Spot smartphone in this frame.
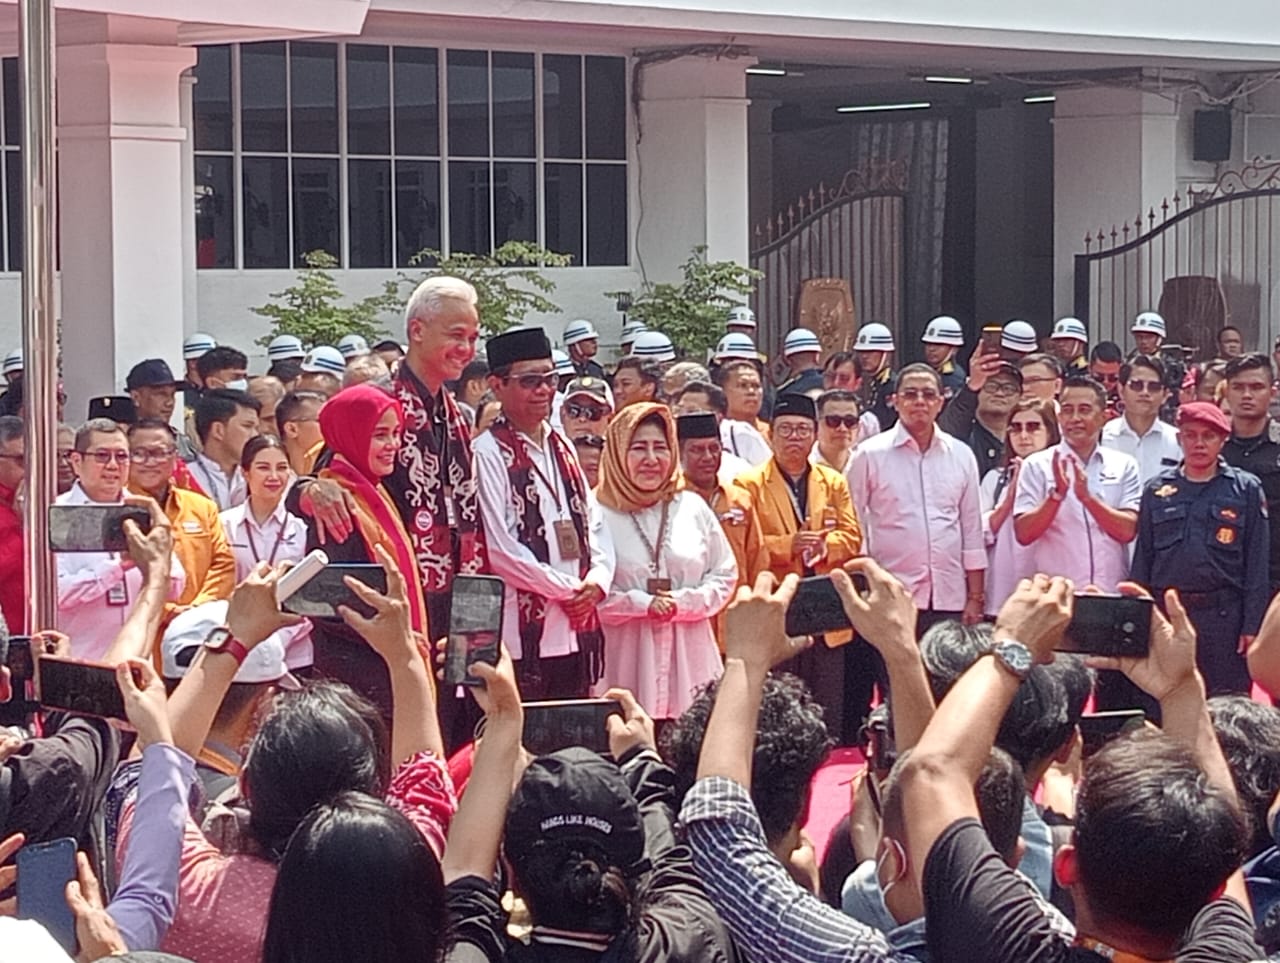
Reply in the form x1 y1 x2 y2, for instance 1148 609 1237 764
1079 709 1146 757
1059 593 1152 657
16 837 77 953
48 504 151 553
981 325 1004 354
784 574 869 638
0 635 32 683
443 575 505 686
281 563 388 619
522 698 623 757
36 657 129 721
275 549 329 604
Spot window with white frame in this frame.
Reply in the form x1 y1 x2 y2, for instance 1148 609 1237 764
192 42 628 270
0 59 22 274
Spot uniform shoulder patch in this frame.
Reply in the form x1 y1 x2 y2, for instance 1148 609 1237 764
1154 484 1178 498
1216 527 1236 545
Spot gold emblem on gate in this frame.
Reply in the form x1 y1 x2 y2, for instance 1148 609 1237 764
1216 527 1236 545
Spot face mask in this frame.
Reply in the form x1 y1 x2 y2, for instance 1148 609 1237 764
225 379 249 392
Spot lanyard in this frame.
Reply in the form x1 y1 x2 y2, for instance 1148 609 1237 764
782 469 808 525
630 500 671 576
245 513 287 565
524 436 566 516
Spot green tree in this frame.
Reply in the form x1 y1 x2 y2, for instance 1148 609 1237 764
607 246 762 358
252 251 400 350
400 241 572 335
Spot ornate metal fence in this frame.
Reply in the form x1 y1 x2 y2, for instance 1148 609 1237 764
750 162 909 357
1073 158 1280 358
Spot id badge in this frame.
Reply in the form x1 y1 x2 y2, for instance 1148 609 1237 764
106 580 128 607
443 486 458 528
647 577 673 594
553 520 581 560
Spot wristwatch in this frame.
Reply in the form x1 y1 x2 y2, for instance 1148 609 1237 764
1049 489 1066 502
203 626 250 666
986 639 1033 680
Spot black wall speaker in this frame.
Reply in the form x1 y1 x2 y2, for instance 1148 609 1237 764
1194 110 1232 162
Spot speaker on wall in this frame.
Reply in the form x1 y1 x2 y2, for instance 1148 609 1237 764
1194 110 1232 162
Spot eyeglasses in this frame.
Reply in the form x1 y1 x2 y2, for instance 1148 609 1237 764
775 423 815 439
1008 421 1045 434
897 388 941 402
129 446 176 465
981 382 1020 397
506 372 559 391
82 449 130 465
822 414 860 429
565 402 610 421
1124 379 1163 394
572 434 605 450
57 448 73 462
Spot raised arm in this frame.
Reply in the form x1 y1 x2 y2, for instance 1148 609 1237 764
101 501 175 664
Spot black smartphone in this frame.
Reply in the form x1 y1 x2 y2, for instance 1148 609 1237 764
48 504 151 553
0 635 32 682
1059 594 1153 657
784 574 868 638
1079 709 1146 757
36 657 129 721
281 563 388 619
522 698 623 757
16 836 78 953
443 575 504 686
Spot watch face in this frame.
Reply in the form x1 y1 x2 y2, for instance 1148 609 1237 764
996 640 1033 675
204 627 233 651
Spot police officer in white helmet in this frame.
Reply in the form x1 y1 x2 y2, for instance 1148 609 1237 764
853 322 897 430
1131 311 1166 358
1050 317 1090 373
921 316 967 400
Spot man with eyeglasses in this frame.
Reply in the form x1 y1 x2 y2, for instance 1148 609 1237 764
1088 341 1125 418
473 327 614 699
56 418 185 659
127 419 235 619
714 359 772 467
671 381 754 485
850 363 986 632
558 376 614 443
0 415 25 633
1101 355 1181 485
1014 376 1141 592
1017 353 1064 404
737 392 863 738
276 390 326 476
810 389 862 484
939 350 1024 478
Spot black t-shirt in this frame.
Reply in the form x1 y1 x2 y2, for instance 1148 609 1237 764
922 818 1261 963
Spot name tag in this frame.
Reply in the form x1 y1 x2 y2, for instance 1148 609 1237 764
182 520 202 534
647 578 673 594
553 520 581 561
106 580 128 606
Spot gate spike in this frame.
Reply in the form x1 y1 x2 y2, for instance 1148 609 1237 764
1161 197 1169 219
1134 216 1142 234
798 196 807 218
1084 233 1093 252
788 204 796 230
1148 208 1156 229
1122 223 1131 241
818 182 827 205
808 188 816 210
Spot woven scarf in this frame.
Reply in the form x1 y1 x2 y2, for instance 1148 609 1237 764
487 414 604 684
385 363 487 596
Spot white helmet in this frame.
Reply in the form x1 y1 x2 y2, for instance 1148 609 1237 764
552 348 575 378
726 305 757 330
562 319 599 347
182 333 217 361
921 315 964 347
1132 311 1167 337
2 348 22 376
630 330 676 363
714 332 760 362
620 319 648 345
854 323 895 352
337 334 371 360
1001 320 1038 354
1051 317 1088 344
783 327 822 358
267 334 306 362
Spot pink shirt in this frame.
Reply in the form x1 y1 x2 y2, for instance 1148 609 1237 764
116 750 456 963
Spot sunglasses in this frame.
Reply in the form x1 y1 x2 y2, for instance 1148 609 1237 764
506 372 559 391
898 388 941 402
130 446 177 464
565 402 610 420
1123 379 1163 394
82 449 131 465
573 434 605 450
1008 421 1045 434
822 414 860 429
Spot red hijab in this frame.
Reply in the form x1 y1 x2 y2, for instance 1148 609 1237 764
318 383 428 634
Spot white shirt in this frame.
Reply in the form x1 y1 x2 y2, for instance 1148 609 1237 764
55 483 186 661
1013 441 1142 591
186 451 247 511
848 423 986 612
473 425 615 661
594 491 737 719
717 450 753 488
720 419 772 467
1101 415 1182 485
811 443 856 488
980 467 1033 617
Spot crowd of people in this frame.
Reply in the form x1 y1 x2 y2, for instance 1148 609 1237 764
2 283 1280 961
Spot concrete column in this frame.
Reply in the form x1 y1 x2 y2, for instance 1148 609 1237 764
179 71 198 338
57 41 196 416
1052 87 1179 330
635 56 751 282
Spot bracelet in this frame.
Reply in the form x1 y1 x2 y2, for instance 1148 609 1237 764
967 593 985 603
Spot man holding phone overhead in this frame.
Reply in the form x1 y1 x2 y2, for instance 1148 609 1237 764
55 419 185 660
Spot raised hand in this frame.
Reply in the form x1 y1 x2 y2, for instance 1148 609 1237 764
723 571 806 673
339 543 416 663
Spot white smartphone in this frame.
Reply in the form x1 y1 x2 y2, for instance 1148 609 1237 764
274 549 329 604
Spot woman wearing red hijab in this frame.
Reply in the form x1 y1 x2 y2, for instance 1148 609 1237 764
307 383 429 715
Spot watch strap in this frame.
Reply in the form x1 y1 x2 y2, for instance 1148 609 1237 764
219 637 251 666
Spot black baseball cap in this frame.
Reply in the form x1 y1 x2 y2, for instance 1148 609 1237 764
126 358 183 391
504 748 649 877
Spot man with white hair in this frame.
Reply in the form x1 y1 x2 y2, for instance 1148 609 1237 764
296 276 487 745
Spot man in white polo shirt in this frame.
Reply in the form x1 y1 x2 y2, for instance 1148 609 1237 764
1014 375 1142 589
1100 354 1181 485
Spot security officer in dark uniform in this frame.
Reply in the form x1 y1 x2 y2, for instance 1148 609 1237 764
1222 353 1280 594
852 322 897 431
1050 317 1090 374
1126 401 1270 703
921 315 967 401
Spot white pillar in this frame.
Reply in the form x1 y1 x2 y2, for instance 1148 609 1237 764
57 42 196 418
635 57 751 281
1053 88 1179 327
179 71 198 338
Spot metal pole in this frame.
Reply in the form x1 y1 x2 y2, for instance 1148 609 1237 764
21 0 57 633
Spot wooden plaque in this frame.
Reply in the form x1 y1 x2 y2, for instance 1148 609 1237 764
798 278 857 353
